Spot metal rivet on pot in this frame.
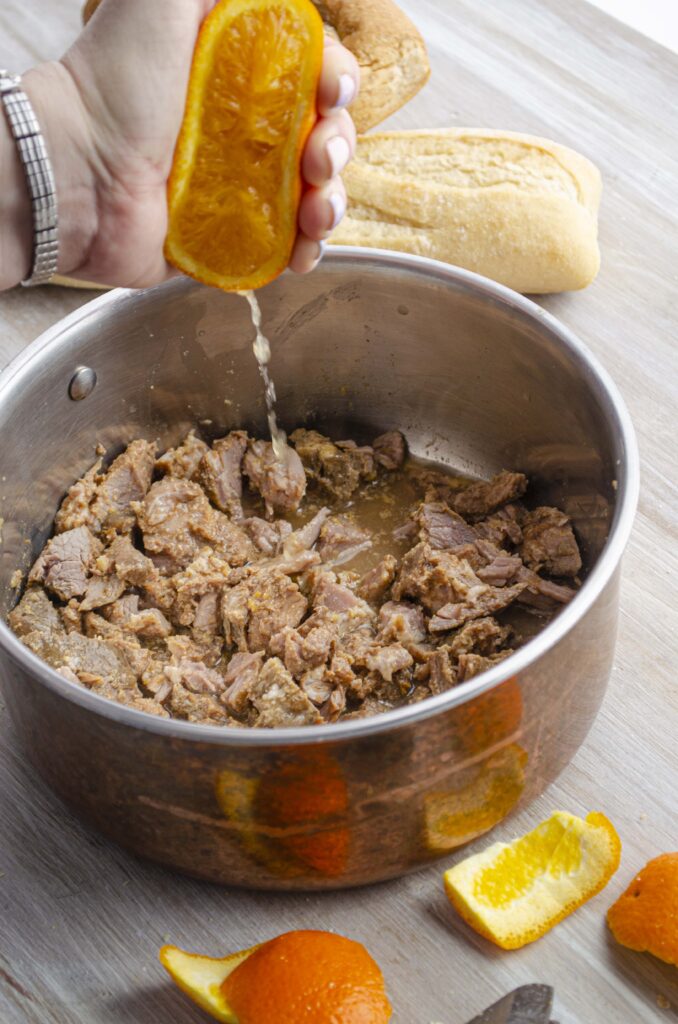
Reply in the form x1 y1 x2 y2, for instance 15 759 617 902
68 366 97 401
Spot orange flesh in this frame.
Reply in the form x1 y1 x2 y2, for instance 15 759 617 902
607 852 678 966
165 0 324 291
222 930 392 1024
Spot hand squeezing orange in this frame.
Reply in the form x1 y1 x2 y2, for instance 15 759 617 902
160 929 392 1023
164 0 324 291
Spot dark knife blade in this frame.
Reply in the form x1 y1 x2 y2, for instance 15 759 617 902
465 985 554 1024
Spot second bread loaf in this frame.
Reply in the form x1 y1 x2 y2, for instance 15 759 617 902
330 129 602 294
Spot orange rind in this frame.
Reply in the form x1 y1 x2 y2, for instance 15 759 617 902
607 852 678 966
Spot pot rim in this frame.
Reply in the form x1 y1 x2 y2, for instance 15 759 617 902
0 248 639 746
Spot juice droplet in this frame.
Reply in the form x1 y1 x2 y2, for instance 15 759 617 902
240 290 288 460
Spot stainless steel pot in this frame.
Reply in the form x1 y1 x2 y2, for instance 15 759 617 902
0 250 638 889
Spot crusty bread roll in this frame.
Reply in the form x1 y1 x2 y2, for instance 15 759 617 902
81 0 430 133
330 129 602 293
313 0 430 131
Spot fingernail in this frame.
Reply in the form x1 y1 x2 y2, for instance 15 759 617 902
326 135 350 177
328 192 346 231
312 241 327 268
334 73 356 109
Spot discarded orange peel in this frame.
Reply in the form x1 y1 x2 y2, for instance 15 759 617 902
160 929 392 1023
443 810 621 949
607 852 678 966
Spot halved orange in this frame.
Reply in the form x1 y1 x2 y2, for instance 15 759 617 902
443 810 621 949
165 0 324 291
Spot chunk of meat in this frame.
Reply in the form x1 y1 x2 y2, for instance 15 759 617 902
222 568 307 653
156 431 209 481
243 440 306 515
167 683 232 724
198 430 248 517
29 526 102 601
428 579 526 633
125 608 173 639
166 633 223 667
309 573 376 640
101 535 174 610
299 668 333 706
373 430 406 471
271 624 333 679
164 659 225 695
290 428 375 500
317 515 372 566
243 516 292 556
377 601 426 645
79 573 126 611
8 588 63 638
416 502 477 550
222 651 264 715
356 555 397 603
519 507 582 577
476 552 523 586
22 628 138 690
457 650 513 682
445 617 511 658
136 478 254 573
365 643 413 682
103 593 140 626
393 542 472 612
89 440 157 537
249 657 322 727
266 508 329 574
517 568 578 611
54 457 102 533
171 550 232 631
428 649 457 694
475 505 524 547
449 471 528 520
88 677 170 717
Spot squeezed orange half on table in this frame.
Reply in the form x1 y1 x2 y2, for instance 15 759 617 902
160 929 392 1023
164 0 324 291
443 810 621 949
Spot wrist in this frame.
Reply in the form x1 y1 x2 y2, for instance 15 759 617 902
0 62 99 289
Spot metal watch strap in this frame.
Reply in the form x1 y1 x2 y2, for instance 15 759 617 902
0 70 58 287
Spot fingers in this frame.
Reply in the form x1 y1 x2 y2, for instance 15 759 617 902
302 108 356 188
289 236 325 275
298 176 347 241
317 35 360 116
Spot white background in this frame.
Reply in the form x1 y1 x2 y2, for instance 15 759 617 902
588 0 678 53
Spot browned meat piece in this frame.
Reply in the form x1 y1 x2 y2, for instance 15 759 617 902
299 668 333 706
271 624 333 679
428 579 526 633
79 573 126 611
60 599 83 633
250 657 322 727
102 593 140 626
449 471 528 520
22 628 138 690
171 550 232 631
54 457 102 533
8 588 62 638
136 478 254 573
517 568 578 611
475 505 523 547
125 608 173 639
393 542 469 612
243 440 306 515
373 430 406 471
165 633 222 667
156 431 209 481
317 515 372 566
428 649 457 694
88 440 157 537
445 617 511 658
326 651 356 689
88 677 170 717
164 659 225 695
222 568 307 653
457 650 513 682
325 683 347 721
392 520 418 543
243 516 292 556
167 683 231 724
306 573 376 642
356 555 397 603
377 601 426 645
365 643 413 682
290 428 375 500
476 552 523 586
265 508 329 574
198 430 248 517
101 535 174 611
416 502 477 550
29 526 102 601
222 651 264 715
519 507 582 577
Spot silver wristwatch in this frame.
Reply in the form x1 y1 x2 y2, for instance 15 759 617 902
0 70 58 287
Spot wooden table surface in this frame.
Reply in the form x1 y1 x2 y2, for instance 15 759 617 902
1 1 677 1022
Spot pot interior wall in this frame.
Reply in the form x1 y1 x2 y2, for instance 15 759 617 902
0 254 621 612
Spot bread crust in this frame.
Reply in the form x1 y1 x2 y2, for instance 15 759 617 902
331 128 602 293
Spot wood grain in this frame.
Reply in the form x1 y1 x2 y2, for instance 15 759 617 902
0 1 677 1022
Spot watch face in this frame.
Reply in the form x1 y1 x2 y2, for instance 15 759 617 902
0 71 21 93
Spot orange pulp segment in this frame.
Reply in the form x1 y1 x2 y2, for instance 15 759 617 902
443 810 621 949
165 0 324 291
607 852 678 966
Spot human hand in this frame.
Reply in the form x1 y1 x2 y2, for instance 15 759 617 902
16 0 359 288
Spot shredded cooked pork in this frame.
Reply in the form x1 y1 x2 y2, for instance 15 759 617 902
9 427 581 727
